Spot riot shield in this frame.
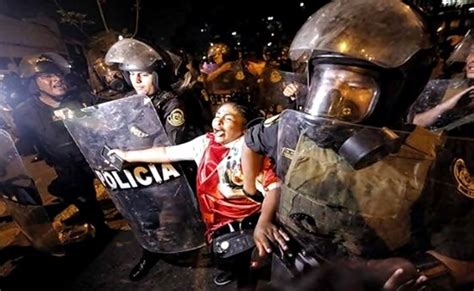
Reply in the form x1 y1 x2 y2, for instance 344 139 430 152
446 29 473 65
276 109 474 262
63 95 205 253
410 79 474 130
0 130 63 254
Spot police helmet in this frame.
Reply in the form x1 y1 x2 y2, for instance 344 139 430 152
19 53 71 79
105 38 175 90
290 0 436 127
207 43 233 63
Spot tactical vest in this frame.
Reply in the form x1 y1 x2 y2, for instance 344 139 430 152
279 126 444 258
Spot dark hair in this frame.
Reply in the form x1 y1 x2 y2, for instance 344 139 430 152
225 101 264 129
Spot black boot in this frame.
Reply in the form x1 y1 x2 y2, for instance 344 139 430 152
129 249 160 281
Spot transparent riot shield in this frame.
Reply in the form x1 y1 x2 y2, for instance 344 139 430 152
0 130 63 254
410 79 474 130
276 109 474 263
63 95 205 253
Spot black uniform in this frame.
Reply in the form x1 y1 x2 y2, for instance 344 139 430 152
13 92 106 229
127 90 188 144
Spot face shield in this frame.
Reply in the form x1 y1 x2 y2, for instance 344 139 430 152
304 64 379 122
446 29 474 66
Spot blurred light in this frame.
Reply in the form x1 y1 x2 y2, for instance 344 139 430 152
470 7 474 12
210 42 214 46
237 42 241 45
271 33 275 37
267 42 272 46
267 16 274 21
118 35 124 40
300 2 305 7
201 28 205 32
338 41 348 53
231 31 237 36
436 26 444 32
202 56 206 60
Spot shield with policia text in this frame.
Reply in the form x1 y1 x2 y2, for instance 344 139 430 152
63 95 205 253
0 130 63 254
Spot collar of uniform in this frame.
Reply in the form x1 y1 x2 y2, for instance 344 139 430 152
34 95 65 111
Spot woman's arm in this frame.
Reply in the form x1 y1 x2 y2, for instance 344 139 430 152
109 137 200 164
413 85 474 127
110 147 171 164
253 188 289 257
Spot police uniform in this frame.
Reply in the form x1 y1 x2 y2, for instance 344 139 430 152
246 111 474 286
135 90 188 145
13 91 106 230
204 61 250 111
247 65 289 114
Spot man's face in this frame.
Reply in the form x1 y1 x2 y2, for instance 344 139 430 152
35 73 67 99
129 71 156 96
466 52 474 79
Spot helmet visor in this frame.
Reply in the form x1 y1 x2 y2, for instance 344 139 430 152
304 64 379 122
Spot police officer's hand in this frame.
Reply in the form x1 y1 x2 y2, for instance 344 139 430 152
253 220 289 257
366 258 427 290
53 108 75 120
283 83 299 99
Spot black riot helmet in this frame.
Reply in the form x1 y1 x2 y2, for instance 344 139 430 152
105 38 175 91
19 53 71 96
19 53 70 79
290 0 437 127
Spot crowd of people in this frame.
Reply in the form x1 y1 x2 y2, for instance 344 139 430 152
0 0 474 290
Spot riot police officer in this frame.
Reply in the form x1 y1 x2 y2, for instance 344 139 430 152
13 53 110 238
105 38 192 281
243 0 474 289
203 43 250 111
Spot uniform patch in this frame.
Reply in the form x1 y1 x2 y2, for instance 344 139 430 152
235 70 245 81
453 158 474 199
270 70 282 83
167 109 185 127
264 114 280 127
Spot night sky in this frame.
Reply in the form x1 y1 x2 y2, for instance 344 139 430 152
0 0 329 56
